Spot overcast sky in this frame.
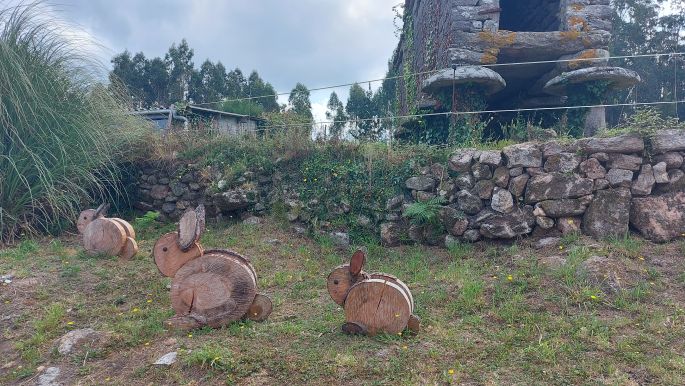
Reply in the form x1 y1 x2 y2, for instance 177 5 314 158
46 0 402 120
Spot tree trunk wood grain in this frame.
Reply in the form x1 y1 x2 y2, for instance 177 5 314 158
343 279 412 336
203 249 257 286
177 205 205 252
76 209 97 234
369 273 414 313
170 251 257 328
153 232 203 277
246 293 272 321
83 218 126 256
110 218 136 239
118 237 139 260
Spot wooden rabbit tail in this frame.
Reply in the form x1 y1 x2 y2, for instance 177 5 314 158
407 314 421 334
246 293 273 321
341 321 367 335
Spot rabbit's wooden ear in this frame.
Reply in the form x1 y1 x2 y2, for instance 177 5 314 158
349 250 365 276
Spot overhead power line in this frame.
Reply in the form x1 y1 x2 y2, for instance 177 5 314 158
250 100 685 133
191 52 685 107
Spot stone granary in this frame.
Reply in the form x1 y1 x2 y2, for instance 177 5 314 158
392 0 641 135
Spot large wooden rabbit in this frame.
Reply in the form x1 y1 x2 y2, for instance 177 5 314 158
77 203 138 260
327 250 420 336
153 205 272 330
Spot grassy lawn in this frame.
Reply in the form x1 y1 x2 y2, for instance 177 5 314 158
2 217 685 385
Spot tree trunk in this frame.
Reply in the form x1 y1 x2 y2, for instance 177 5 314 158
110 218 136 239
83 218 126 256
343 279 412 336
169 251 257 328
118 237 139 260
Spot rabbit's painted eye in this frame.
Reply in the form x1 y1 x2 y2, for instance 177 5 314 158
334 279 339 285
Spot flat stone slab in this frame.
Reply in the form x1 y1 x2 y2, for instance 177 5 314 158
579 133 644 154
543 66 641 96
422 66 506 95
154 351 178 366
649 129 685 154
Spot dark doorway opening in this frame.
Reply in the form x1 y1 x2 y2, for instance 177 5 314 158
499 0 561 32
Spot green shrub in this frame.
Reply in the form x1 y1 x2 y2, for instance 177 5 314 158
0 3 149 242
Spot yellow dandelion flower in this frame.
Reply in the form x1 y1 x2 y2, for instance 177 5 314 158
105 377 111 382
187 334 193 338
144 342 149 346
638 256 645 261
568 219 574 225
590 295 597 300
448 369 455 375
67 321 74 325
402 345 408 350
214 356 220 361
559 245 564 250
132 308 140 313
397 332 402 336
507 275 513 281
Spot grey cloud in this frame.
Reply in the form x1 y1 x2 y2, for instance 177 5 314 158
49 0 400 98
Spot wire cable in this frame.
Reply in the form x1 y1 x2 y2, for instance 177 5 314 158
191 52 685 107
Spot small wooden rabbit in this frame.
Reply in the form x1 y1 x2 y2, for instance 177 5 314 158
153 205 272 330
327 250 420 336
77 203 138 260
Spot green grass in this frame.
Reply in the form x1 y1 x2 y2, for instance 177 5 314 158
0 3 149 243
1 219 684 385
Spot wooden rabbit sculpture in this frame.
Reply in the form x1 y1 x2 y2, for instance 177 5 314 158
327 250 420 336
153 205 272 330
77 203 138 260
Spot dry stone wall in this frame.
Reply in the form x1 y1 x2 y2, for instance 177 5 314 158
381 130 685 246
134 130 685 247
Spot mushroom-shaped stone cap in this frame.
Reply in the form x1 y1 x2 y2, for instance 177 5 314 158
543 66 641 96
422 66 506 95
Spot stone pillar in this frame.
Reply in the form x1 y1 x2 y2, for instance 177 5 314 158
584 106 606 136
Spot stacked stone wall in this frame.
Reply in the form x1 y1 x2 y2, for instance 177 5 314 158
381 130 685 245
134 130 685 246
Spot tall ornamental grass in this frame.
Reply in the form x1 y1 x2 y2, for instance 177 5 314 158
0 2 149 243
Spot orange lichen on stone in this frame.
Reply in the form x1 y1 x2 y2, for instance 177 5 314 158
560 30 581 41
478 31 516 48
480 48 500 64
567 16 590 32
569 49 600 69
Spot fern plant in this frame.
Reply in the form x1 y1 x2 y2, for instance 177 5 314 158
403 196 446 226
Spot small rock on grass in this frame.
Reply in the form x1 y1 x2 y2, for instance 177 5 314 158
57 328 109 355
38 367 60 386
535 237 561 249
154 351 178 366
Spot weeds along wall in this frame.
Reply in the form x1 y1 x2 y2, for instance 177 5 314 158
133 126 685 246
